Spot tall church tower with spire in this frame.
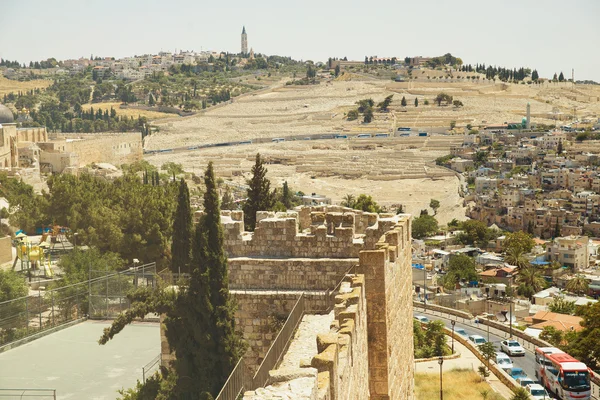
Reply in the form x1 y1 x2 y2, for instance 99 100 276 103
241 26 248 55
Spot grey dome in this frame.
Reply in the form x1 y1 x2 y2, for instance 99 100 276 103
0 104 14 124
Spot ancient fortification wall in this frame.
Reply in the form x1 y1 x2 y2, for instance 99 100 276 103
360 217 414 399
222 207 400 259
65 132 142 167
243 274 369 400
161 207 415 399
229 257 356 290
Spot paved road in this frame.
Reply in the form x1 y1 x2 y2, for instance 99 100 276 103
143 129 451 156
413 307 538 383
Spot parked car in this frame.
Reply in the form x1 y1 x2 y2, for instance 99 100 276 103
507 367 527 380
468 334 487 345
495 352 513 371
414 315 429 324
455 328 468 338
516 377 535 387
500 339 526 356
526 383 549 400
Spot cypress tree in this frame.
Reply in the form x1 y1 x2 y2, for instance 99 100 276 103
192 161 244 394
414 97 419 107
171 179 193 274
243 153 274 231
281 181 292 209
557 139 563 155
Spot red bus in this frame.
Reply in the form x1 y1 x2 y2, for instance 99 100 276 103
535 347 591 400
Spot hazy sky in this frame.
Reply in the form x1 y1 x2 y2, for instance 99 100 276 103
1 0 599 81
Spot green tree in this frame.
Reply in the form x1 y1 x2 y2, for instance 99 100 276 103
352 194 381 213
281 181 292 209
363 106 374 123
221 188 235 210
505 247 530 271
347 109 359 121
100 162 244 398
510 387 530 400
478 341 496 373
435 92 453 106
548 296 576 315
355 98 374 113
412 214 439 239
566 274 589 296
557 139 563 154
442 254 478 289
478 365 490 382
456 219 495 248
515 266 546 300
377 94 394 111
341 194 355 208
539 326 564 347
171 179 193 274
243 154 274 231
414 97 419 107
334 64 340 77
503 231 535 255
452 100 463 108
0 268 28 302
553 73 558 82
400 96 407 107
558 72 565 82
429 199 440 215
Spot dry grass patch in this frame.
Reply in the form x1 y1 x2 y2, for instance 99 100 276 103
82 102 173 120
0 76 52 97
415 369 504 400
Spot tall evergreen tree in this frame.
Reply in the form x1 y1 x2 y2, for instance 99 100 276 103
557 139 563 155
171 179 193 274
559 71 565 82
195 162 245 393
281 181 292 209
414 97 419 107
243 153 274 231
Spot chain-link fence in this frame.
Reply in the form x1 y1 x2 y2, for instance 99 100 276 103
89 263 156 319
0 263 157 347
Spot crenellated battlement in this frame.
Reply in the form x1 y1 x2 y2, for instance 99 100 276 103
220 206 406 259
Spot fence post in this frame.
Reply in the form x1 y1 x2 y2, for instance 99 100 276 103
25 296 29 334
38 288 42 331
51 290 55 327
106 265 109 318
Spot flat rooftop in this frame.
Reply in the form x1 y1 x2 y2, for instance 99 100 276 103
0 321 160 400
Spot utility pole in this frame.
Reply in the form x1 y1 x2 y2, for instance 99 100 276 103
423 266 427 311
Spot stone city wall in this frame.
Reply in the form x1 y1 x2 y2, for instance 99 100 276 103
243 274 369 400
16 127 47 143
233 290 330 372
222 208 401 259
228 257 357 290
65 132 142 167
359 215 414 400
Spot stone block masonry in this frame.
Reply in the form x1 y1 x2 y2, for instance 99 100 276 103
229 257 357 291
360 216 414 400
242 274 369 400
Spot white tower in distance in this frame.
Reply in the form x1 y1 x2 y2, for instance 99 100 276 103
241 26 248 55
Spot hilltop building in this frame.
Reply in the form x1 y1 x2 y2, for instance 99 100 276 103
241 26 248 55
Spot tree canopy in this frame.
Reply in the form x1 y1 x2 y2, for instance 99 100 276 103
243 153 274 231
412 214 439 239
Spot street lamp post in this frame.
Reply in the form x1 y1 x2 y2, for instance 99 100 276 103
508 274 513 338
438 356 444 400
423 266 427 311
450 320 455 354
73 232 78 250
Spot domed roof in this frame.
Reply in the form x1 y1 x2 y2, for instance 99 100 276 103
0 104 15 124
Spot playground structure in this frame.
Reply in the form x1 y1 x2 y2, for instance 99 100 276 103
12 225 72 278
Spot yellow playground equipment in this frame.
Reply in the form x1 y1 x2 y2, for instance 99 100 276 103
14 236 51 277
